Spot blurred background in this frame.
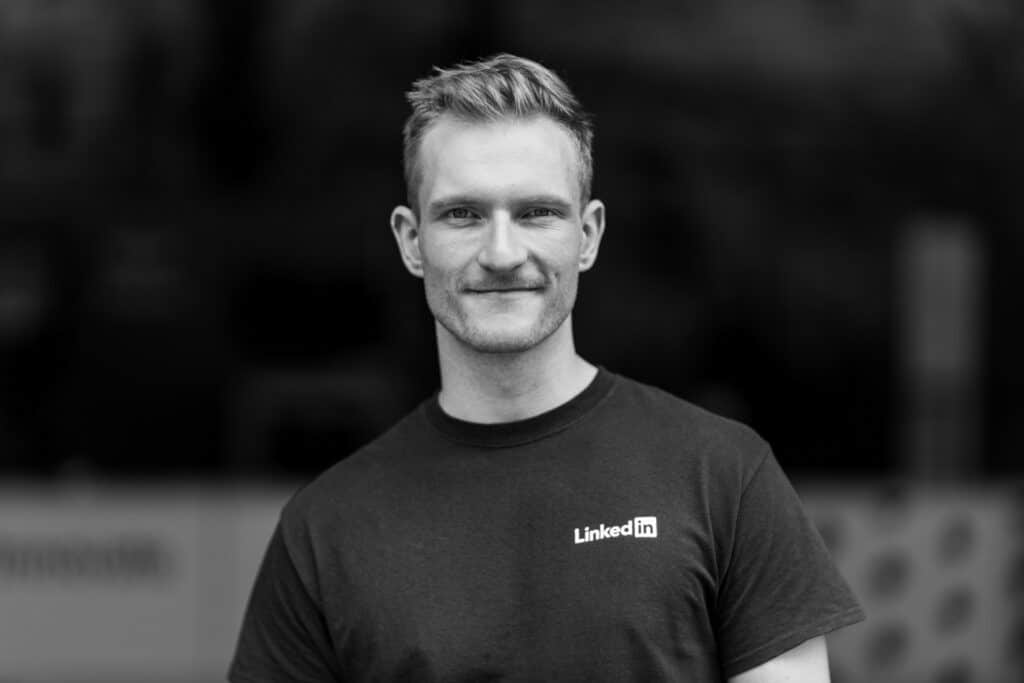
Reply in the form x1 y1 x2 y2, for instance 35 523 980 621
0 0 1021 681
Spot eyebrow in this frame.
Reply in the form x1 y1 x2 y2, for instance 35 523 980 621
426 195 483 214
426 194 575 215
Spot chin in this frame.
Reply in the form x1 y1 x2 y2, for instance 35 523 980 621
433 303 571 354
459 327 546 354
446 313 566 353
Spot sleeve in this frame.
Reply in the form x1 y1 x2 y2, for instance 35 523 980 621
228 522 345 682
715 447 866 678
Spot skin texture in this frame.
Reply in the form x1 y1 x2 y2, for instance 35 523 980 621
396 114 599 352
728 636 830 683
391 114 605 423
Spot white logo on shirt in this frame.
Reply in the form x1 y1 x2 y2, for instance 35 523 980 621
573 516 658 544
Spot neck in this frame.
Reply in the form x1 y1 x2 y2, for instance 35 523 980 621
435 316 597 423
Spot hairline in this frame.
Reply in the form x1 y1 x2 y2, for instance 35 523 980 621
406 112 590 216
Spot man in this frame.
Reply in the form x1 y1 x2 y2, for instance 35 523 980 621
229 54 864 682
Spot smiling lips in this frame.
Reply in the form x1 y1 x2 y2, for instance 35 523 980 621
467 288 543 295
465 283 544 294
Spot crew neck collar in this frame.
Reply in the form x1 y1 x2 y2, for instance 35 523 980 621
423 366 616 448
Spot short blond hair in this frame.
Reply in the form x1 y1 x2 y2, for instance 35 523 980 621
402 53 594 211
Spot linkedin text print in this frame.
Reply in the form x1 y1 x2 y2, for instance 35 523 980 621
573 516 658 544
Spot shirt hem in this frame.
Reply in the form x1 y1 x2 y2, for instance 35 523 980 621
227 662 272 683
721 606 867 678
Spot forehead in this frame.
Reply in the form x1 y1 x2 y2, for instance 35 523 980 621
416 114 579 208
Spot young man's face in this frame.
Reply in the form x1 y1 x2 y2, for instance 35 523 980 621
392 114 604 354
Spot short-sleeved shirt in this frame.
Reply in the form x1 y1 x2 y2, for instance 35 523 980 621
229 367 865 681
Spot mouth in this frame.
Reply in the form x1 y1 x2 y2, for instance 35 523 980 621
466 286 543 294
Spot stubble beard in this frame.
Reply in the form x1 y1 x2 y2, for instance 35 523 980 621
430 279 577 355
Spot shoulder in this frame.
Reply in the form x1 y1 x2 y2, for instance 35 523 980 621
277 400 430 542
606 371 771 485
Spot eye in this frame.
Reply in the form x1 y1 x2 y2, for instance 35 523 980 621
522 207 560 220
443 207 479 222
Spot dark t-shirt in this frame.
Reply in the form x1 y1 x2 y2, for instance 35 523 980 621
229 368 864 681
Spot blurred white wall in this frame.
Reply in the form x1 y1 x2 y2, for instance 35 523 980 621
0 482 290 683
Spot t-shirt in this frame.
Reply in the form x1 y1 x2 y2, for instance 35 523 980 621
229 367 865 682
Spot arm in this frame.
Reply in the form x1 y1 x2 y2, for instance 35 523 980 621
728 636 830 683
228 523 344 682
715 447 863 678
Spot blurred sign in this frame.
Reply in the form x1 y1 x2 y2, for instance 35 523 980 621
899 217 985 479
901 218 984 380
0 484 291 682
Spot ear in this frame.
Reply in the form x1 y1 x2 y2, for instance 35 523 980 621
390 205 424 278
578 199 606 272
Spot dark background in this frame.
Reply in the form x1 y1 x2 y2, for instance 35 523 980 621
1 0 1021 483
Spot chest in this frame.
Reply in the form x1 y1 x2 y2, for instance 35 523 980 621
323 456 720 680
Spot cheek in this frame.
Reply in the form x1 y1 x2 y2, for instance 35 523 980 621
421 263 450 295
419 241 457 279
536 226 582 259
541 239 583 278
420 253 466 302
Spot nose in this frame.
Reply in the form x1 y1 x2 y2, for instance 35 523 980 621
476 212 528 271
